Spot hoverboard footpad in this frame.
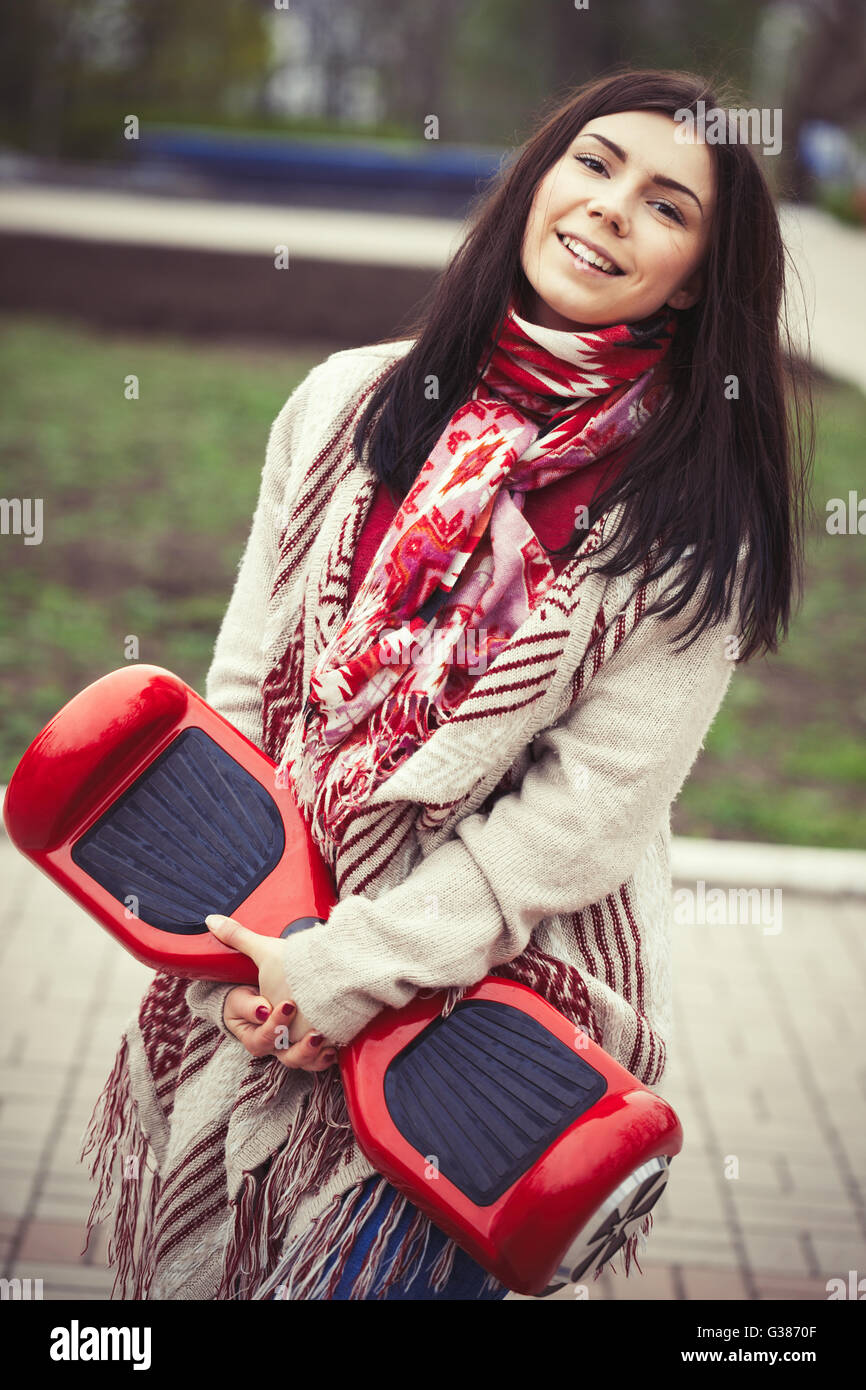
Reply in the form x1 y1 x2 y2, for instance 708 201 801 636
383 999 608 1206
71 728 285 933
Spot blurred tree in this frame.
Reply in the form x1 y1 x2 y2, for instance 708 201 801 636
0 0 270 157
127 0 269 115
444 0 765 144
259 0 463 134
770 0 866 199
277 0 386 125
375 0 464 136
3 0 860 173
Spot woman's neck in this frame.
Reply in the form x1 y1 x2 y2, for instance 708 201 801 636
514 282 602 335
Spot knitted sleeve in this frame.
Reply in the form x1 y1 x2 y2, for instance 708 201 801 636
274 568 743 1047
200 363 331 745
184 355 350 1036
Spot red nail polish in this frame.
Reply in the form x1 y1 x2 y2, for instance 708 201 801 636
282 1001 296 1017
255 1006 270 1022
308 1032 324 1047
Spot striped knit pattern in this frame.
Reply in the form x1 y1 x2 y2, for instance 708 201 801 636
80 339 738 1300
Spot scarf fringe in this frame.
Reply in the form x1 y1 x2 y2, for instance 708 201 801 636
213 1171 257 1299
334 1182 412 1300
78 1035 162 1299
274 1181 384 1300
130 1166 164 1299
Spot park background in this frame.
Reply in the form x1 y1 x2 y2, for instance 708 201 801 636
0 0 864 1305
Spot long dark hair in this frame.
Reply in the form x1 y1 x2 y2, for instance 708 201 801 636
351 67 815 664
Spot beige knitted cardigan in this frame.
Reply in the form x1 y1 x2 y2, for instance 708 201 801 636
82 338 744 1300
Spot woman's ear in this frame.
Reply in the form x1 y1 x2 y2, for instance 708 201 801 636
667 268 704 311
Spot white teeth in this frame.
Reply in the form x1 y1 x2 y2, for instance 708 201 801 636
559 234 618 274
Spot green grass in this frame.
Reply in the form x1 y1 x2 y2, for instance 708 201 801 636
673 367 866 847
1 312 864 847
0 315 323 770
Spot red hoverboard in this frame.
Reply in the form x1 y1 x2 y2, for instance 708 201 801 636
2 665 682 1296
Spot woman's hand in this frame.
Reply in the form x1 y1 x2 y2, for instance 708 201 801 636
222 986 337 1071
206 914 338 1072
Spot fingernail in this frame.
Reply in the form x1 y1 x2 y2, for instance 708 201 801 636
255 1006 270 1022
308 1032 324 1047
205 914 226 928
282 1001 296 1017
321 1049 337 1065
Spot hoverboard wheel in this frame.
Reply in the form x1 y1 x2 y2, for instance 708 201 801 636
539 1155 672 1294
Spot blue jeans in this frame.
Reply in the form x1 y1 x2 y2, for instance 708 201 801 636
315 1175 509 1301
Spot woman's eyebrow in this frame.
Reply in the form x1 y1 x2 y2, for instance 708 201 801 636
578 130 704 216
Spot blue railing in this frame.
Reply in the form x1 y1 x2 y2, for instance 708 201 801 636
131 128 507 195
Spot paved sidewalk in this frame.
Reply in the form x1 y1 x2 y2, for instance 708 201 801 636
0 183 465 268
1 835 863 1302
777 203 866 395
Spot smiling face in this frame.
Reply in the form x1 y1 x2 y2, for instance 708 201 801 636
519 109 716 331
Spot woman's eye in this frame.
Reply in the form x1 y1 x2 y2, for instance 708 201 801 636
574 153 607 174
574 152 686 226
652 201 685 226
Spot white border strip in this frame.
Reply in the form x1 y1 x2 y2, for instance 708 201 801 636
671 834 866 897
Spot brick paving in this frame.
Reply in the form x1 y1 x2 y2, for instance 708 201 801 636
1 837 864 1302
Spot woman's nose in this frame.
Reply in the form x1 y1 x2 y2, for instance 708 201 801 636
585 198 627 237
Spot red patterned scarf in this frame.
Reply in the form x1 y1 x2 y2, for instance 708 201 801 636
280 298 676 862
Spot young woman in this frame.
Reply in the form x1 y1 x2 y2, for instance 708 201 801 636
83 67 813 1301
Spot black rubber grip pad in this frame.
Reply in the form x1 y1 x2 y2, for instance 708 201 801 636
383 999 608 1206
71 727 284 933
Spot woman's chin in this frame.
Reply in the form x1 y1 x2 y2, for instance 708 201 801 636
518 282 629 332
533 301 620 332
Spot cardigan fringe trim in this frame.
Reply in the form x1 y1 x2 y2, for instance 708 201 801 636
245 1174 652 1300
214 1063 359 1298
76 1042 474 1300
80 1035 163 1300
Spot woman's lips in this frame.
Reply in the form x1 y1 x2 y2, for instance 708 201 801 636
556 231 624 278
